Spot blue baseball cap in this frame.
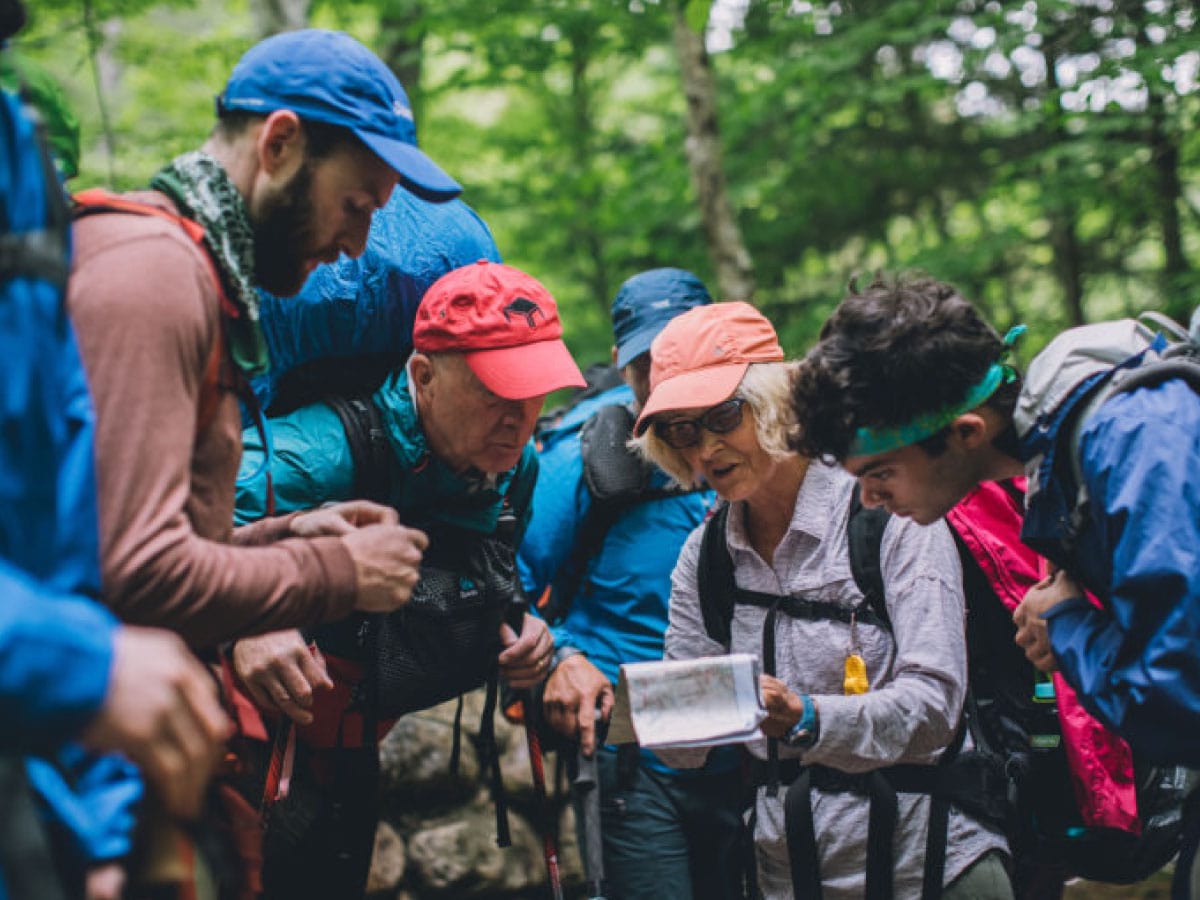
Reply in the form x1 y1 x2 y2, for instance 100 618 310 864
611 268 713 368
217 29 461 202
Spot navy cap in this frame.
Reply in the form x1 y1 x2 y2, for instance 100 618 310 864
611 268 713 368
217 29 461 202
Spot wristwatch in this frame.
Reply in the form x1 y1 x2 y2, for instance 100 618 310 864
548 645 584 675
783 695 820 749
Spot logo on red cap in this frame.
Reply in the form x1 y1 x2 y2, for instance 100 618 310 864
503 298 544 329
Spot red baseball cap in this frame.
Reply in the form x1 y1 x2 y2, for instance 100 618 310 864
634 301 784 435
413 260 586 400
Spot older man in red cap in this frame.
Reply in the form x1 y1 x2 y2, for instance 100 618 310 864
230 260 584 898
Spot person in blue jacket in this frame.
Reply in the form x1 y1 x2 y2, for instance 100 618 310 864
0 6 228 896
788 274 1200 899
518 269 749 900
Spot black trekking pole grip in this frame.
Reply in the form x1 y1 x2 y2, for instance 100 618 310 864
575 710 608 900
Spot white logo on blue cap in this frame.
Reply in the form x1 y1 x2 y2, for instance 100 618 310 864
393 100 413 120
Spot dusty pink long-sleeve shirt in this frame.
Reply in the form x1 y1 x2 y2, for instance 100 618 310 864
67 190 357 649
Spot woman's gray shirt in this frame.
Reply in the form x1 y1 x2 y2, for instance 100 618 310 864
660 462 1008 899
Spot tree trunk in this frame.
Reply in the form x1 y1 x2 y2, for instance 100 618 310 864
1043 37 1086 325
377 1 426 129
566 31 610 311
252 0 311 38
80 0 121 183
1127 2 1191 321
671 6 755 301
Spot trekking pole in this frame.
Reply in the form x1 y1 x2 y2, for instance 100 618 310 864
524 694 565 900
505 599 565 900
574 712 607 900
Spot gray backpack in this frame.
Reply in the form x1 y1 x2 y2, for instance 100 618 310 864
1015 312 1200 537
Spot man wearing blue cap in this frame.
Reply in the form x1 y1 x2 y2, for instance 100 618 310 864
518 269 749 900
63 29 452 895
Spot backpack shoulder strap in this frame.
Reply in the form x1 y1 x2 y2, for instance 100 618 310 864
325 395 391 505
0 92 69 288
545 401 692 622
72 189 232 436
847 484 891 630
697 503 735 648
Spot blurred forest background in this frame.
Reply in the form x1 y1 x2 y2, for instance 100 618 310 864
10 0 1200 366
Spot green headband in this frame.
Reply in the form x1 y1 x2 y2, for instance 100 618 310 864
848 325 1026 457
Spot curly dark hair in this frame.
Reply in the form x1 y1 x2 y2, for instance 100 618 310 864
790 274 1020 461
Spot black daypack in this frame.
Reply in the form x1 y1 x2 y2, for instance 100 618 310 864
696 491 1005 900
532 360 625 441
535 367 699 623
314 393 523 846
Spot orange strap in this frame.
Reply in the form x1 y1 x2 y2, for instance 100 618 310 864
72 188 235 435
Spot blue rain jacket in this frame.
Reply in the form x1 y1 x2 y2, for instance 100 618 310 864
252 191 500 410
1 87 140 896
1021 374 1200 766
518 386 736 773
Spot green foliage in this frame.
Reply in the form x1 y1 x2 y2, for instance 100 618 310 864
13 0 1200 366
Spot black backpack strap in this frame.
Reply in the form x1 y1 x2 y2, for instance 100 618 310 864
847 484 891 629
697 503 735 648
546 402 698 623
0 90 69 289
731 588 892 629
325 395 391 505
784 768 824 900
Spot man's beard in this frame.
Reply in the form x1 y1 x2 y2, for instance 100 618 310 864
252 161 320 297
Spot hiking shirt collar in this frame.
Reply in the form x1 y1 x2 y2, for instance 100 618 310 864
376 368 518 533
150 151 270 376
723 458 835 555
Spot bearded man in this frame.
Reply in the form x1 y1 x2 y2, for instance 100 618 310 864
64 32 447 895
67 30 443 649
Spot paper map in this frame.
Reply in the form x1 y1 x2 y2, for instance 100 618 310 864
607 653 766 749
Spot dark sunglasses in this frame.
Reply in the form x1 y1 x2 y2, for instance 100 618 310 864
653 398 747 449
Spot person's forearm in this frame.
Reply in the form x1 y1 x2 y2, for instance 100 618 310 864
104 531 357 650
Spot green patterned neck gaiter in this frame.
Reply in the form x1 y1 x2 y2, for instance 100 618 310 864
151 151 270 376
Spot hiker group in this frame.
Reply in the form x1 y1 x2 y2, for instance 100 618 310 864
2 5 1199 899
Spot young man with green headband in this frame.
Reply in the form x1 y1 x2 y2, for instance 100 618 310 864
791 274 1200 899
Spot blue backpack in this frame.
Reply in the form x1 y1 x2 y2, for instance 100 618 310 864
0 78 82 900
253 189 502 415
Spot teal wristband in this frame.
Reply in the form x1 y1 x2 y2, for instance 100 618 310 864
784 695 818 748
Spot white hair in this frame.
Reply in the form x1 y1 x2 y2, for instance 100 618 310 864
631 361 800 487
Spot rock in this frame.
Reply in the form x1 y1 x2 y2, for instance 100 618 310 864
365 821 406 895
405 791 545 897
498 719 534 801
378 709 480 808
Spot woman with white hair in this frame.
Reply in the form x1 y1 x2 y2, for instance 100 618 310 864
632 302 1011 900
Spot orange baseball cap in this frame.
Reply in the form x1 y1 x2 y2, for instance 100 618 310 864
634 301 784 435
